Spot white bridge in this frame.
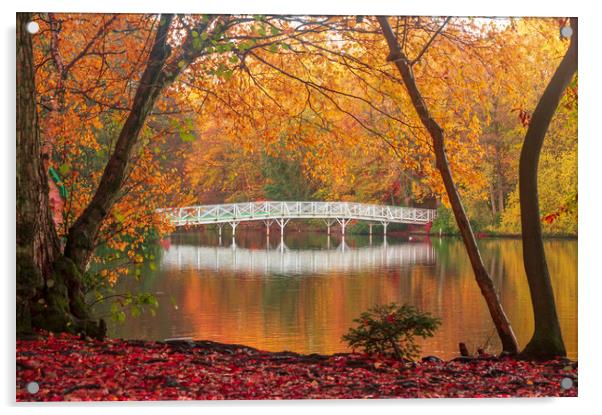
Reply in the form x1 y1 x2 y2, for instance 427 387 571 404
158 201 436 236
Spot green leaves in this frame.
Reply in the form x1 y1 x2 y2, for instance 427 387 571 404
58 163 71 176
238 40 255 51
192 36 202 51
109 292 160 323
171 117 197 142
179 131 196 142
342 303 441 361
212 62 234 80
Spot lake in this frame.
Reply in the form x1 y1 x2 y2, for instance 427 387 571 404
101 231 577 360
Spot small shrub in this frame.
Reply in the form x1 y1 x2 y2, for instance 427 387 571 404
342 303 441 360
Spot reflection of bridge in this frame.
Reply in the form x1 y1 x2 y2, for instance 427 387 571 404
162 241 437 274
158 201 436 236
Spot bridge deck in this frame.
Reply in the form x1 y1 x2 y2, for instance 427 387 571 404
159 201 436 227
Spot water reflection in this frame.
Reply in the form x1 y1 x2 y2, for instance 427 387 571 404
164 237 436 275
103 231 577 360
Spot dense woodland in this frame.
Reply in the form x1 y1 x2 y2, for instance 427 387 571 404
30 15 577 242
17 13 577 363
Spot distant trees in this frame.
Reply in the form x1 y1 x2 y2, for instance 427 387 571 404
262 152 316 201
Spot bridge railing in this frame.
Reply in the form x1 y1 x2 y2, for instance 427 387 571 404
158 201 437 226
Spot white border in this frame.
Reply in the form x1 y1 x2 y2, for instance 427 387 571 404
3 1 601 414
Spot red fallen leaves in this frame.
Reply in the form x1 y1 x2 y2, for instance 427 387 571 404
16 332 577 401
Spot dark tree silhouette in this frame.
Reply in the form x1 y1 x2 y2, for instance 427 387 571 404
519 18 577 359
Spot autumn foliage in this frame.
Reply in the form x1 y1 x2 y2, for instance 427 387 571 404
28 14 578 291
17 333 577 400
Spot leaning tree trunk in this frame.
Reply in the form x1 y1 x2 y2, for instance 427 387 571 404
63 13 217 274
377 16 519 354
519 18 577 359
16 12 61 333
63 14 175 275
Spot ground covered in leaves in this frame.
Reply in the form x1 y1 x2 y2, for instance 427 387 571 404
17 333 577 401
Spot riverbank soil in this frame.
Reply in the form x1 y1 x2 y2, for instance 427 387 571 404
17 333 577 401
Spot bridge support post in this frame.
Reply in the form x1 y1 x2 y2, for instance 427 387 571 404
264 220 274 236
275 218 290 237
229 221 239 237
336 218 350 235
381 221 389 236
324 219 336 235
217 224 224 245
368 223 373 235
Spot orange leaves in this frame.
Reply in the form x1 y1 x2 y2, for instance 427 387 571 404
30 14 579 281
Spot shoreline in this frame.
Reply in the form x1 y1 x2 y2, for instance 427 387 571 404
17 333 578 401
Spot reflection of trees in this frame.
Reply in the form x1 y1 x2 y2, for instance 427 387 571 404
493 239 577 354
107 236 576 360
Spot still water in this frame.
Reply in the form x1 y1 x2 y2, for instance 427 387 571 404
102 231 577 360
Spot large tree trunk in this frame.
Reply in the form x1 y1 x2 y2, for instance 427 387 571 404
17 13 107 338
377 16 519 354
519 18 577 359
22 14 217 336
16 12 60 333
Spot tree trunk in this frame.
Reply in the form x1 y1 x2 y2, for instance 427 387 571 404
377 16 519 354
519 18 577 359
63 14 175 273
489 183 497 218
497 185 505 215
18 14 225 337
63 14 218 274
16 12 60 333
17 13 107 338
